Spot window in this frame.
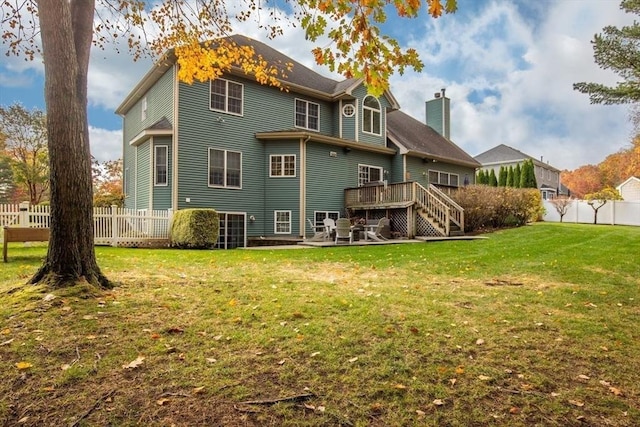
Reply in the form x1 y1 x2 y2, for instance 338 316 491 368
428 170 460 187
274 210 291 234
342 104 355 117
141 97 147 121
358 164 383 186
210 78 243 115
270 155 296 177
215 213 246 249
154 145 168 186
295 99 319 131
363 96 381 135
314 211 339 228
208 148 242 188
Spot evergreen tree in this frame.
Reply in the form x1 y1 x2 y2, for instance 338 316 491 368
513 163 522 188
489 169 498 187
506 165 514 187
574 0 640 104
520 159 538 188
498 166 508 186
477 169 486 185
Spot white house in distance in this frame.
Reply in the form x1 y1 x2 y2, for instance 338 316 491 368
474 144 562 200
616 176 640 201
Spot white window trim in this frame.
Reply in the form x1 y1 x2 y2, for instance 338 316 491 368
208 148 242 189
313 211 340 228
428 169 460 187
358 164 384 186
154 145 168 186
294 98 320 131
269 154 297 178
362 95 382 136
274 210 292 234
209 78 244 116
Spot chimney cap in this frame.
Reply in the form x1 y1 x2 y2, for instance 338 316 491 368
434 92 441 98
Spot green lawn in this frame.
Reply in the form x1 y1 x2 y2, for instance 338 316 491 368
1 223 639 426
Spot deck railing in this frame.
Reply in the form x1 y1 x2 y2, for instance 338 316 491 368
344 181 465 236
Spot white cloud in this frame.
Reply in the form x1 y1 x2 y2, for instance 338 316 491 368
89 126 122 163
392 0 634 170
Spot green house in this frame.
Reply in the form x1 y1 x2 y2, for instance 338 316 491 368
116 35 480 248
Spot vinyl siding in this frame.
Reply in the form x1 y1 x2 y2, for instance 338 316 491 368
425 97 450 139
152 136 172 210
176 75 335 236
135 141 151 210
305 142 393 220
122 66 175 209
264 143 301 235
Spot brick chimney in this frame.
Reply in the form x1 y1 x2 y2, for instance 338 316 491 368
426 88 450 139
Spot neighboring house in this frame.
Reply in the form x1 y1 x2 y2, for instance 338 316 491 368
616 176 640 200
474 144 562 200
116 35 480 248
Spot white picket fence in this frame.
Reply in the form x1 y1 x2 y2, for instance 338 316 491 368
1 202 172 246
543 199 640 226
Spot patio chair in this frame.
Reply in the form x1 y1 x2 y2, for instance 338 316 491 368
334 218 353 244
307 218 326 241
365 217 388 242
323 217 336 240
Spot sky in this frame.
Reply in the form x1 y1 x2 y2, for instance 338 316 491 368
0 0 635 171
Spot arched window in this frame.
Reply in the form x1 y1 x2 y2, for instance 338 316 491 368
362 96 381 135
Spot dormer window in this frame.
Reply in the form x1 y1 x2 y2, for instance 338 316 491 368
363 96 381 135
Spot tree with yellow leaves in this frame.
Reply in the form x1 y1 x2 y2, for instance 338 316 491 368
1 0 456 289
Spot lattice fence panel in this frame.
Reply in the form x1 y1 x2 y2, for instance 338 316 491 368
389 210 407 236
417 215 445 237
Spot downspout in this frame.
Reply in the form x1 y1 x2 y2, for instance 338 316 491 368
149 137 154 211
300 135 310 236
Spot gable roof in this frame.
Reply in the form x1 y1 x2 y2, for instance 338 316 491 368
474 144 560 172
116 34 400 115
616 176 640 189
386 110 480 168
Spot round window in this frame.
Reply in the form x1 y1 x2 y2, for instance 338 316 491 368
342 104 355 117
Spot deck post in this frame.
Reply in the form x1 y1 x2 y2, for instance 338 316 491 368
407 205 415 238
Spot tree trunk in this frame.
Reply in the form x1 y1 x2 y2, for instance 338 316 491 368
31 0 110 289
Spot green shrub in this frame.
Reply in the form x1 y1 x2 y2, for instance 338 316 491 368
170 209 219 249
452 185 543 233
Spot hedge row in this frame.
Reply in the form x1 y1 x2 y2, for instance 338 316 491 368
451 185 544 233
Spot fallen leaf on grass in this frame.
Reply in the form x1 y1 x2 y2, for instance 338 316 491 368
16 361 32 370
478 375 491 381
569 400 584 407
1 338 14 346
449 378 457 386
277 359 286 365
1 328 10 335
156 398 170 406
455 366 465 374
393 384 407 390
206 358 217 363
509 407 520 414
348 357 358 363
122 356 145 369
577 374 590 380
609 387 623 396
192 386 205 394
432 399 445 406
476 338 485 345
416 410 426 416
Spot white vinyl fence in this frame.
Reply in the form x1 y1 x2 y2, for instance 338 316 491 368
543 199 640 226
1 202 172 246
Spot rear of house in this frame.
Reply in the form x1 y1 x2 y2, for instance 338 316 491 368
117 35 479 248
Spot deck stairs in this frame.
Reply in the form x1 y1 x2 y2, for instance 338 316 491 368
344 182 465 237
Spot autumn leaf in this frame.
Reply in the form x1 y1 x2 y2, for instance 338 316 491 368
123 356 145 369
16 361 33 370
393 384 407 390
432 398 445 406
568 399 584 407
156 398 170 406
478 375 491 381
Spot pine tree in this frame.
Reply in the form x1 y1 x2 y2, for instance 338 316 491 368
574 0 640 104
514 163 522 188
506 165 514 187
498 166 508 186
489 169 498 187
